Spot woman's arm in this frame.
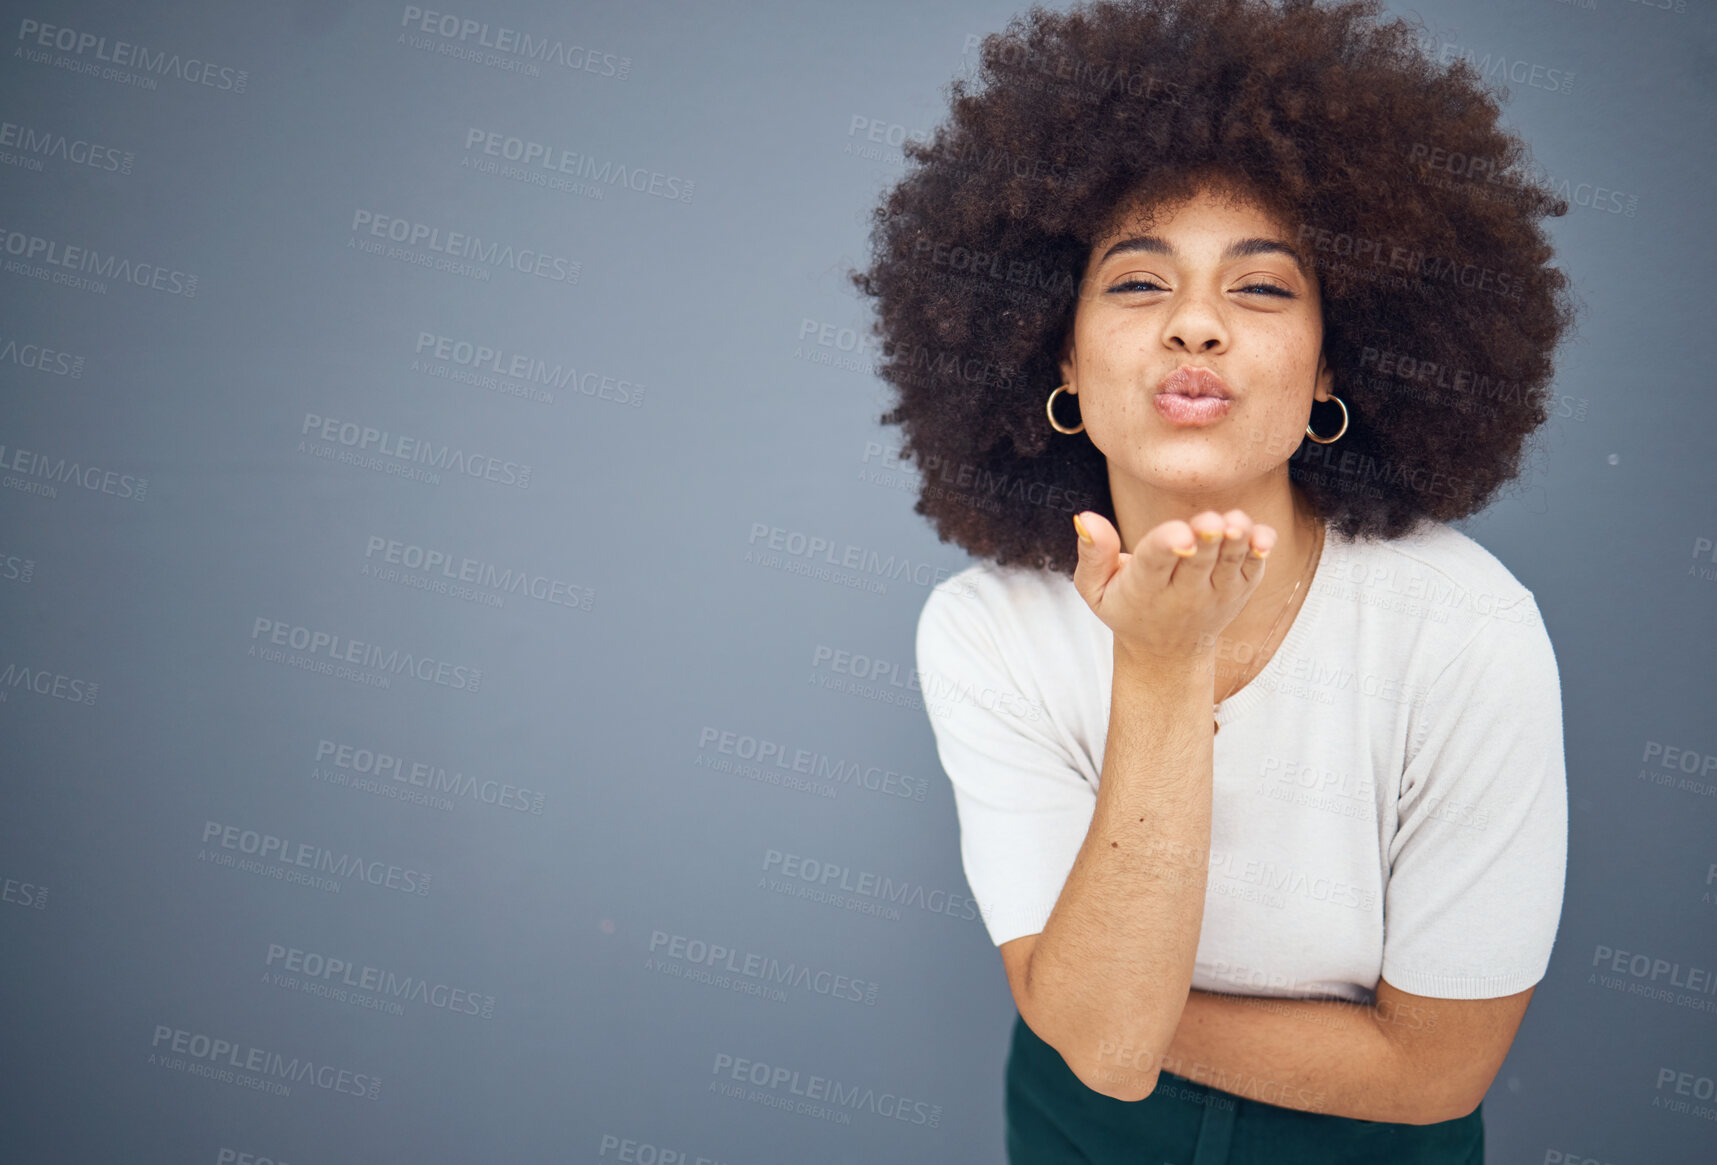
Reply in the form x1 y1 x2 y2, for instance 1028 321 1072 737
1007 639 1217 1102
1007 507 1276 1102
1158 977 1535 1124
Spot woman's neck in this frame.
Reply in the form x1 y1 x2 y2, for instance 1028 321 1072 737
1107 469 1319 567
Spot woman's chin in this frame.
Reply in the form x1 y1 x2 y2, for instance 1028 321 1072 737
1109 455 1293 501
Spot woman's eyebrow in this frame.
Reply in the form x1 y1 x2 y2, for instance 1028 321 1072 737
1097 234 1306 272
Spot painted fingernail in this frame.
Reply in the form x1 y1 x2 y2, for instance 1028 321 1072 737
1173 542 1198 557
1197 528 1220 542
1224 526 1243 540
1073 514 1093 545
1250 546 1271 559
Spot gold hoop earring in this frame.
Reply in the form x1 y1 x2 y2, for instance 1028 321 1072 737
1305 394 1348 444
1047 383 1084 434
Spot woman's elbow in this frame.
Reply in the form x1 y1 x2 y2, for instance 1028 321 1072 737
1071 1053 1159 1102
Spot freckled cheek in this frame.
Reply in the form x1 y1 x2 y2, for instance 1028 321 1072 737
1076 394 1140 443
1253 403 1320 465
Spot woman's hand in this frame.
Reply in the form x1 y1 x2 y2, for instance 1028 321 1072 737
1070 509 1276 667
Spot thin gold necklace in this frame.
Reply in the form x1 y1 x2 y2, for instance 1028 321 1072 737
1213 518 1324 735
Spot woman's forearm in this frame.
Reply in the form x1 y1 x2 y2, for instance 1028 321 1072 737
1159 988 1422 1122
1018 641 1216 1101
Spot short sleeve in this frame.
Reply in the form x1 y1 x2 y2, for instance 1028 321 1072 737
916 576 1096 948
1380 594 1568 999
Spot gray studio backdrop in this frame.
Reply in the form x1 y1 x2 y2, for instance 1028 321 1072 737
2 0 1714 1162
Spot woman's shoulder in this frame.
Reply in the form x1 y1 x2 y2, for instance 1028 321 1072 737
920 560 1083 634
916 559 1094 679
1335 519 1540 620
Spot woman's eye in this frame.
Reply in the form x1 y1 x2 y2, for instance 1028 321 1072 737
1108 278 1166 293
1107 279 1294 297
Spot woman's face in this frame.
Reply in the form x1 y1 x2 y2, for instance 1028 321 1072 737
1058 183 1334 498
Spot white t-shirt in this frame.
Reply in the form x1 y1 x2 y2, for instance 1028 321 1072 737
915 520 1567 1003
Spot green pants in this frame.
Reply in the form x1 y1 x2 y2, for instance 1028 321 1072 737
1005 1012 1484 1164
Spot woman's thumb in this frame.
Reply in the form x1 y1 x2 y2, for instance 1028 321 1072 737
1071 510 1121 603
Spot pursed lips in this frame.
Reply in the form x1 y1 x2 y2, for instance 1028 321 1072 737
1155 366 1233 400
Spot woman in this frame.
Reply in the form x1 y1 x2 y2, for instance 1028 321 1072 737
851 0 1576 1160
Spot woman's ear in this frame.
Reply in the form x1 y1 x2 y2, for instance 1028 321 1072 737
1312 351 1335 402
1058 341 1076 388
